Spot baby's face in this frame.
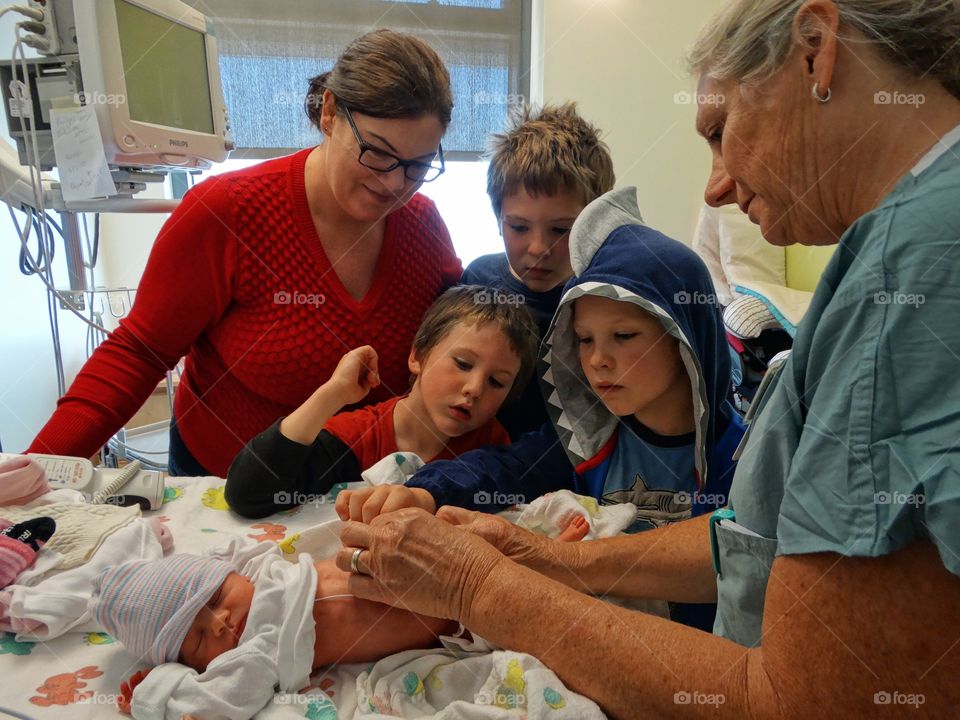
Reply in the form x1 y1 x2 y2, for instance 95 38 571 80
179 572 254 671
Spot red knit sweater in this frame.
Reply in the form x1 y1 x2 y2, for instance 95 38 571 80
28 149 462 476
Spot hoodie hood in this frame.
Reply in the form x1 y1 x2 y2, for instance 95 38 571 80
540 187 733 488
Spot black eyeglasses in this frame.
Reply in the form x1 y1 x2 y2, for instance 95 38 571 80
341 105 445 183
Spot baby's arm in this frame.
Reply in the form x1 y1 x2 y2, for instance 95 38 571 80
312 558 457 667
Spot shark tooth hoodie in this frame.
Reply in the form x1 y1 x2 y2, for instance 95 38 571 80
541 187 744 528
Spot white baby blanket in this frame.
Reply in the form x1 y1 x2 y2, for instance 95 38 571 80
515 490 636 540
349 647 606 719
361 452 425 486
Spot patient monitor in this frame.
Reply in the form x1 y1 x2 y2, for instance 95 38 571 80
0 0 233 174
74 0 232 170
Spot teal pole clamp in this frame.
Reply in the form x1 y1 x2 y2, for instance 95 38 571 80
710 507 736 578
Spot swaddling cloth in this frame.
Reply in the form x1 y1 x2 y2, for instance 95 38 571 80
517 491 670 619
516 490 636 539
361 452 424 486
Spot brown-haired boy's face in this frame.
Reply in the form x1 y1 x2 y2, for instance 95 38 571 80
573 295 694 436
501 187 584 293
408 320 520 439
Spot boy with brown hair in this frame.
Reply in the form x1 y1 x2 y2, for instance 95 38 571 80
462 101 615 437
225 285 537 518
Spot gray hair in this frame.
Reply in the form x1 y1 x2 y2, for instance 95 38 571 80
688 0 960 99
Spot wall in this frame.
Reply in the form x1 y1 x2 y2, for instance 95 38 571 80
785 244 837 292
534 0 726 244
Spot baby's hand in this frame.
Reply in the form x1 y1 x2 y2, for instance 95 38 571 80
335 485 437 523
329 346 380 405
117 669 151 714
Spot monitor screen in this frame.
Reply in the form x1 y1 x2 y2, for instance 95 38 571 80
114 0 215 135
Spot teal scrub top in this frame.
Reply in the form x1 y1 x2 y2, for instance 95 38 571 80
713 126 960 648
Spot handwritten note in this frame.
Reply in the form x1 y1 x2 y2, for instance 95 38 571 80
49 106 117 202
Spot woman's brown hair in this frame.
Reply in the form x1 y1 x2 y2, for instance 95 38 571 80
305 29 453 128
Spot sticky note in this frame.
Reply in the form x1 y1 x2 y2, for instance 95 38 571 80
49 105 117 202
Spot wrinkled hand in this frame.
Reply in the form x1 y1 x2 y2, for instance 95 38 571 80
329 346 380 406
336 508 506 622
437 505 566 568
117 669 150 714
335 485 437 523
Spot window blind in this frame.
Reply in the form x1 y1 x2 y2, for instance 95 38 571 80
188 0 530 158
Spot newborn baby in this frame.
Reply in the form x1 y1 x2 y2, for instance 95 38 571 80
179 557 454 671
91 539 457 719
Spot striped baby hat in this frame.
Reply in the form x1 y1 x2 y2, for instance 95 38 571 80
92 554 234 665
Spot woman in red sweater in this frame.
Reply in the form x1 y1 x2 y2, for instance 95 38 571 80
28 29 462 477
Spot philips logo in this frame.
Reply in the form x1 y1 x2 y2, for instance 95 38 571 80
168 139 188 147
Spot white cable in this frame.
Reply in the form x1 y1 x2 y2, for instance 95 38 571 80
18 33 50 52
13 28 68 392
0 5 44 21
11 33 42 213
8 204 34 257
91 459 143 504
8 201 114 333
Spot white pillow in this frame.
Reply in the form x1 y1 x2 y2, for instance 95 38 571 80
692 205 787 307
723 294 782 339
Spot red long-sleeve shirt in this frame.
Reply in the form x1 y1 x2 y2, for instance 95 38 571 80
28 148 462 476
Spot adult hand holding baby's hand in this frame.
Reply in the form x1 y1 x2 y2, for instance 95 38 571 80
437 506 550 566
329 345 380 405
335 485 437 523
337 508 505 623
116 669 150 714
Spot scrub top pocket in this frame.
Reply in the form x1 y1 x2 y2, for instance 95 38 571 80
712 521 778 648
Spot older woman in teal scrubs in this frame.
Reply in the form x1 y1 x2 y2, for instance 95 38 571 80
337 1 960 716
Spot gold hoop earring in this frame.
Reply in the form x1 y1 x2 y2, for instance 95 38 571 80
812 82 832 103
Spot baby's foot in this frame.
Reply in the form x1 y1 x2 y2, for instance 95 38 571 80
557 514 590 542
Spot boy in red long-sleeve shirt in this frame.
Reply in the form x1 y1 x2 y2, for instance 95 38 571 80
225 285 537 518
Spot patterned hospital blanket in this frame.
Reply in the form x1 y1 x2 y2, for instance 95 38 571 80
0 476 605 719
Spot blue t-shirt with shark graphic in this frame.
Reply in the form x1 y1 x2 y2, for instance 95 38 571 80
604 417 698 533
